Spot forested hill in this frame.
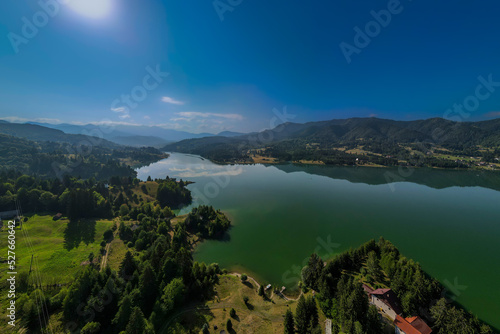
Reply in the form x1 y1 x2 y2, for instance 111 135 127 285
0 121 120 148
163 117 500 167
0 133 167 180
166 117 500 149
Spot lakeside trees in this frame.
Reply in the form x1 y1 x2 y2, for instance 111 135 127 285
301 238 494 334
156 177 192 208
184 205 231 238
294 295 320 334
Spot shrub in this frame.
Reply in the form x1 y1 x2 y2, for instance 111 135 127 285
103 229 113 241
258 285 265 297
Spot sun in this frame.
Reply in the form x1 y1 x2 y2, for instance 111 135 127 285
66 0 113 19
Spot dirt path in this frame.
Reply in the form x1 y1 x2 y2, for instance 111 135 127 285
228 272 303 301
228 272 261 288
100 221 119 271
100 241 112 270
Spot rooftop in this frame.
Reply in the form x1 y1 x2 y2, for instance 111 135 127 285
394 315 432 334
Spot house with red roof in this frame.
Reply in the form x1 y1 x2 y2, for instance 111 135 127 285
394 315 432 334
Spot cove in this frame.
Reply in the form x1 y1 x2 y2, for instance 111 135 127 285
136 152 500 329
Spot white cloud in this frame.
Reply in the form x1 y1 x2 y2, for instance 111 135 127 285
164 111 243 133
87 120 139 126
174 111 244 121
0 116 62 124
161 96 185 105
111 106 131 120
111 107 127 113
144 115 151 120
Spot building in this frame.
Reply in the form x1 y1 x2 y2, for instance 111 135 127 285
362 283 374 294
394 315 432 334
0 210 19 220
325 319 332 334
368 288 403 320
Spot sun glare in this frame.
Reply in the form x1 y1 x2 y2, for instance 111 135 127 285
67 0 113 19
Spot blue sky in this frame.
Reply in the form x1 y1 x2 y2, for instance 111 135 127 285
1 0 500 133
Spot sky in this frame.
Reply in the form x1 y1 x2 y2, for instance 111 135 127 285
1 0 500 134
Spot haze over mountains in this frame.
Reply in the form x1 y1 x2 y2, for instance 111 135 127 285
2 117 500 153
0 121 120 148
0 121 245 148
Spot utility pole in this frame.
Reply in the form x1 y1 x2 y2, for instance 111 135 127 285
29 254 33 275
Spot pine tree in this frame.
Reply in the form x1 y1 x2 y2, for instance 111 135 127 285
139 262 157 316
126 307 147 334
112 295 132 331
295 295 308 333
284 308 295 334
306 296 319 329
258 284 265 297
119 250 136 279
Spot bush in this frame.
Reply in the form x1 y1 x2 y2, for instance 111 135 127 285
243 296 249 304
81 322 101 334
241 274 248 282
229 308 236 318
103 229 113 241
226 319 232 331
258 285 265 297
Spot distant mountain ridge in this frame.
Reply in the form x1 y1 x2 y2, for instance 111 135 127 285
162 117 500 166
0 122 120 148
24 121 246 146
165 117 500 149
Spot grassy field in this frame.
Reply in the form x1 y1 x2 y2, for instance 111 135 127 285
106 237 128 272
0 215 120 331
0 215 115 284
167 274 322 333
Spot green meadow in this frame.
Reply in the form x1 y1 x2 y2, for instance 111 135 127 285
0 215 115 284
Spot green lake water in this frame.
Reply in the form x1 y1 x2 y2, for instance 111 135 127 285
136 152 500 329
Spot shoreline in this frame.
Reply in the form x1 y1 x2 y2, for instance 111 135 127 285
205 157 498 171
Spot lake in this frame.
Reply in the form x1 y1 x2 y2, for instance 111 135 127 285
136 152 500 329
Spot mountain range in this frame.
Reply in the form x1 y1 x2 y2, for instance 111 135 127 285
0 121 120 148
0 121 245 148
164 117 500 151
161 117 500 166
